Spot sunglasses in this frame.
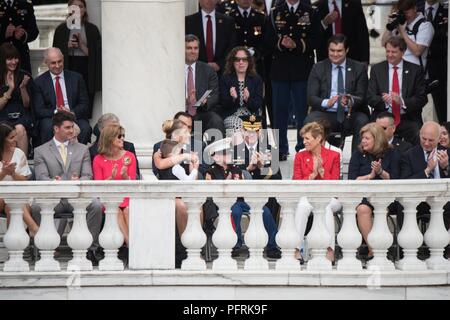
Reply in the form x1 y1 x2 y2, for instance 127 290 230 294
117 134 125 139
233 57 249 62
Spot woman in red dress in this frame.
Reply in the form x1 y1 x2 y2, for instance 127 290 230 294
93 124 136 246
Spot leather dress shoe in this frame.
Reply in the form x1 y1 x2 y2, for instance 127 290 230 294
279 154 288 161
231 247 241 258
86 250 100 267
266 248 282 259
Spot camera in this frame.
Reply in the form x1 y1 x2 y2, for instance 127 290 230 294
386 11 406 31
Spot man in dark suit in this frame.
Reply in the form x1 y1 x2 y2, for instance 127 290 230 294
89 113 140 179
419 0 448 122
185 0 237 74
185 34 225 137
368 36 427 146
0 0 39 74
375 111 413 155
264 0 321 159
31 111 103 266
304 34 368 152
315 0 369 64
33 47 92 145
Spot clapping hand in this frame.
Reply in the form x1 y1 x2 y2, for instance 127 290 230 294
281 35 296 49
20 75 30 89
327 95 339 108
437 150 449 169
6 71 15 90
390 92 402 105
5 24 15 38
13 25 26 40
371 159 382 176
382 92 391 104
323 11 339 25
1 161 16 176
230 87 238 99
109 163 118 180
243 87 250 102
425 150 438 175
120 165 129 180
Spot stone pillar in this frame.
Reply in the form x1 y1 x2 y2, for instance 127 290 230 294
185 0 198 16
448 12 450 121
101 0 185 171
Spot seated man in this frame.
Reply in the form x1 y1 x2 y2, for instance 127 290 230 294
31 111 103 265
90 113 140 179
33 47 92 145
375 111 412 155
368 36 427 146
304 34 369 152
204 136 281 259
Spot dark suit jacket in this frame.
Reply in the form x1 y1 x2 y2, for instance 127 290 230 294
368 60 427 122
219 73 263 118
33 70 89 120
307 58 368 115
53 21 102 94
400 145 450 179
316 0 369 63
185 11 237 72
391 136 412 156
193 61 219 112
233 142 282 179
89 140 140 179
348 148 401 180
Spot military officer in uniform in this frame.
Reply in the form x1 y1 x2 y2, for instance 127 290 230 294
0 0 38 74
264 0 321 160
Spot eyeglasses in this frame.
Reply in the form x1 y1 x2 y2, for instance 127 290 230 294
117 134 125 139
233 57 249 62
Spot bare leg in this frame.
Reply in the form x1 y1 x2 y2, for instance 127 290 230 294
356 204 374 257
22 204 39 237
326 247 335 262
15 124 28 157
175 198 188 236
117 208 129 246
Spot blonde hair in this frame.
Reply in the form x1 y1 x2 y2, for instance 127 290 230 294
98 124 125 156
300 122 325 143
162 119 188 140
359 123 390 157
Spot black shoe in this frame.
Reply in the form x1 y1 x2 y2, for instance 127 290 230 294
118 246 129 264
86 250 99 267
231 247 241 258
279 154 288 161
266 248 282 259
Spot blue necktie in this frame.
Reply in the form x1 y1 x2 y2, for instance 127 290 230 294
336 65 345 124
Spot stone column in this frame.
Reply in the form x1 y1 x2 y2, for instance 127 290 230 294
101 0 185 171
448 15 450 121
185 0 199 16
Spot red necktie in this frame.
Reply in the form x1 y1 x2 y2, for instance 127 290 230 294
55 76 65 109
332 0 342 34
392 66 401 126
205 15 214 62
186 65 196 116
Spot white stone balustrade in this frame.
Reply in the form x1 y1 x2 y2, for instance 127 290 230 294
3 199 30 272
212 199 238 271
337 198 363 271
276 200 301 270
306 200 332 271
367 197 395 271
67 199 93 271
99 199 124 271
425 197 450 270
244 199 269 271
396 198 427 271
34 199 61 272
181 199 207 271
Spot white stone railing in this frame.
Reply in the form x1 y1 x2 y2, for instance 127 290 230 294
1 180 449 274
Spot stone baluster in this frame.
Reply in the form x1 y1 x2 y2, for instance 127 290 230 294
424 197 450 270
3 199 30 272
244 199 269 271
396 197 427 271
34 199 61 271
276 200 301 270
367 197 395 271
181 199 207 271
306 200 332 271
336 198 363 271
212 199 238 271
99 199 124 271
67 199 94 271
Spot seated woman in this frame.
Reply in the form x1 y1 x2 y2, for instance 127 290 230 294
92 124 137 247
348 122 400 260
439 122 450 149
219 46 263 132
0 43 33 156
293 122 341 262
159 139 199 181
0 122 35 236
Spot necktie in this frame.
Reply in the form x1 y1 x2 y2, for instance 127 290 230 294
186 65 196 116
59 144 67 167
290 6 294 14
7 0 11 8
332 0 342 34
427 7 433 22
55 76 65 109
243 10 248 18
336 65 345 124
392 66 401 127
426 151 435 178
205 15 214 63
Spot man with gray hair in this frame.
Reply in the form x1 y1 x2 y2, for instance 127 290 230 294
33 47 91 145
89 113 140 178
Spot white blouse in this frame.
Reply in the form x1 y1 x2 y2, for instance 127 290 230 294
0 148 31 181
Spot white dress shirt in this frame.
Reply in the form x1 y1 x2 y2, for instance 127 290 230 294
286 0 300 13
202 10 216 55
50 71 69 109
